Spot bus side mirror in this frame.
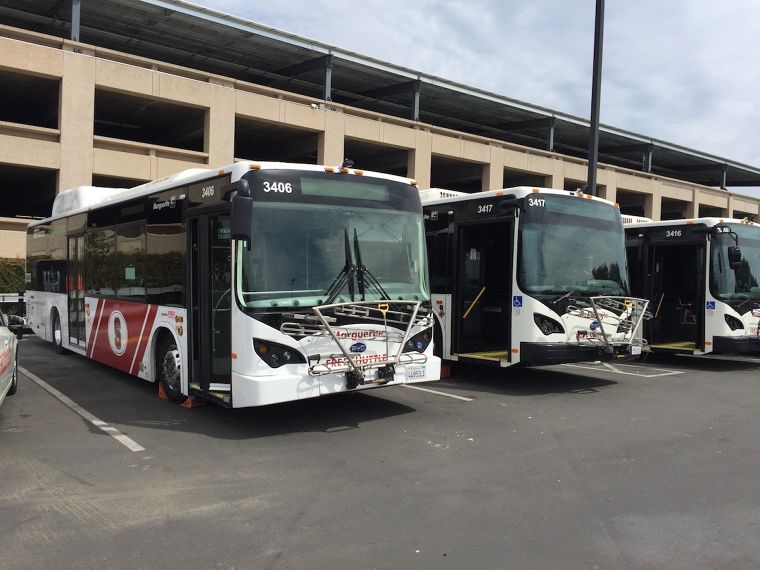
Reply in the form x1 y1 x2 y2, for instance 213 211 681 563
229 179 253 247
728 245 742 268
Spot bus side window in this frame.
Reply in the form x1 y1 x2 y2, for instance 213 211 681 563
116 223 146 300
146 222 185 306
85 229 116 296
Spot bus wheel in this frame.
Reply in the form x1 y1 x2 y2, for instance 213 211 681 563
52 311 66 354
157 337 186 405
8 354 18 396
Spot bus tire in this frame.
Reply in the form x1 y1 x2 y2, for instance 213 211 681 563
8 354 18 396
157 334 187 405
52 310 66 354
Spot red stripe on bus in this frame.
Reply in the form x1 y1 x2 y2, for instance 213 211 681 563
90 300 151 374
86 299 104 358
130 304 159 376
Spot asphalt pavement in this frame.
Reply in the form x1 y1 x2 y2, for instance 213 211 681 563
2 336 760 569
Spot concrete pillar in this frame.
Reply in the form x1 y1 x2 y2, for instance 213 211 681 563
482 144 504 191
317 110 345 166
547 158 565 190
644 193 662 221
407 128 432 189
598 169 617 204
58 50 95 191
205 80 236 166
685 189 699 218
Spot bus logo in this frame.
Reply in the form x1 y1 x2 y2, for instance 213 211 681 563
590 320 600 331
350 342 367 353
108 311 128 356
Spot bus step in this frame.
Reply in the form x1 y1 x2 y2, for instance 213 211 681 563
188 387 231 408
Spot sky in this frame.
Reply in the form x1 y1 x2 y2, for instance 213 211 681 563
196 0 759 191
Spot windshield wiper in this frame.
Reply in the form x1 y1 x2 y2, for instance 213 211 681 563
323 228 356 305
353 228 391 301
551 289 577 305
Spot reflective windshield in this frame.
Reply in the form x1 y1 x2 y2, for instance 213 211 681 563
518 195 629 296
238 202 429 309
710 224 760 300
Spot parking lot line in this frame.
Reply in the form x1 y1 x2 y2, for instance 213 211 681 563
561 362 683 378
18 366 146 453
402 384 474 401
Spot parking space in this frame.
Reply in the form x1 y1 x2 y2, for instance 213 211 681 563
3 337 760 568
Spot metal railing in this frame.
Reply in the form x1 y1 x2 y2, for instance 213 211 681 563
281 300 432 379
567 296 652 354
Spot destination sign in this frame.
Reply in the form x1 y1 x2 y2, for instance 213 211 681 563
650 226 692 241
187 175 231 206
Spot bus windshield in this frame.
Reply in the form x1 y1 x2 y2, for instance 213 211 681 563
237 172 429 309
710 223 760 300
518 195 629 297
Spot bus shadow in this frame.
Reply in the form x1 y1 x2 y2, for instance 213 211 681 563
441 363 617 397
108 380 416 441
642 353 760 373
21 337 416 441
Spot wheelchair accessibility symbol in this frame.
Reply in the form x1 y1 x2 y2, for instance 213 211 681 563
513 295 523 308
706 301 716 310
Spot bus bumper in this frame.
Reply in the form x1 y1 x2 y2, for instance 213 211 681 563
519 342 609 366
712 335 760 354
231 357 441 408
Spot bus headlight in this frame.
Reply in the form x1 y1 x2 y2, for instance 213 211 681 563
253 339 306 368
724 315 744 331
403 329 432 353
534 314 565 335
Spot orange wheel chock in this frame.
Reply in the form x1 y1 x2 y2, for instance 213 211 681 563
157 381 206 408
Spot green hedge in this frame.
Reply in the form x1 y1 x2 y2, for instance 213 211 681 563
0 258 25 293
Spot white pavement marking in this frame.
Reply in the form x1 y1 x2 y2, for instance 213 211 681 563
402 384 474 401
19 366 146 453
561 362 683 378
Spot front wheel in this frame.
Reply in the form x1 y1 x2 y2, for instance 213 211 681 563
52 311 66 354
157 337 186 405
7 355 18 396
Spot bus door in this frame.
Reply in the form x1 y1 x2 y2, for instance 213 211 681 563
645 235 706 351
454 219 512 358
189 208 232 402
66 235 85 347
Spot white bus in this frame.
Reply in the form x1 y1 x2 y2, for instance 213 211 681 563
625 217 760 355
421 187 649 367
26 162 439 407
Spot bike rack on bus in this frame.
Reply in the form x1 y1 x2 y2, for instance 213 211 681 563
280 300 433 385
567 296 652 355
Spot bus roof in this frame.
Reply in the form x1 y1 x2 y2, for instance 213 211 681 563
35 162 418 225
418 186 618 208
624 217 760 230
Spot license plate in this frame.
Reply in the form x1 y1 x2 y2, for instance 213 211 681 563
630 345 642 356
406 365 426 380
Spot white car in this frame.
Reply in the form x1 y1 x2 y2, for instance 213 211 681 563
0 309 20 408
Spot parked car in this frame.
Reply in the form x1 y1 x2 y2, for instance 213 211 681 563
0 309 20 408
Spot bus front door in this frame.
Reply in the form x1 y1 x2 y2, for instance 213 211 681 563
189 210 232 403
454 220 512 360
67 235 85 347
646 241 706 352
